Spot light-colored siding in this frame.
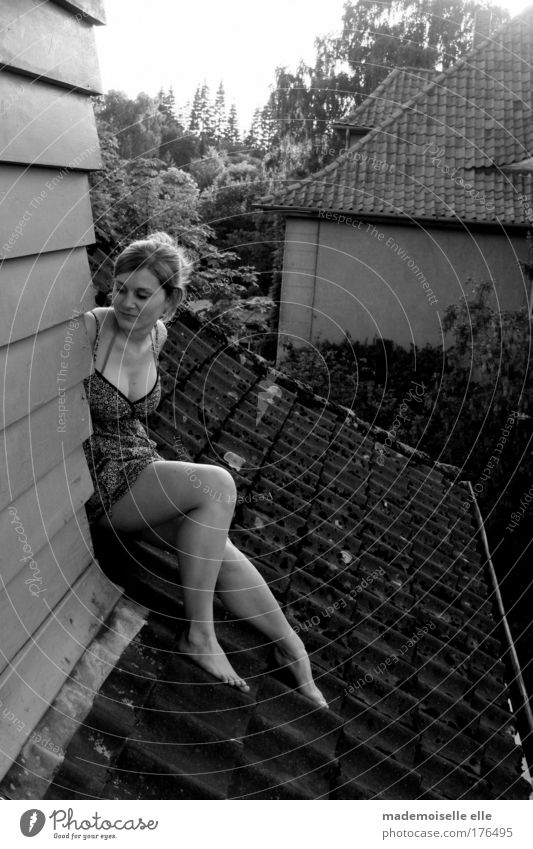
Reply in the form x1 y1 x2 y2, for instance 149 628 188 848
278 218 528 353
0 0 102 93
0 565 117 775
1 446 94 584
0 0 120 783
52 1 106 25
0 71 102 169
276 217 320 363
0 168 95 258
0 249 94 345
0 319 91 430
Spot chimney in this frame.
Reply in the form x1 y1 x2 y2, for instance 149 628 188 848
473 8 493 47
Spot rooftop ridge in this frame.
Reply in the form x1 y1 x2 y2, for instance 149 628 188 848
258 9 533 223
174 306 465 481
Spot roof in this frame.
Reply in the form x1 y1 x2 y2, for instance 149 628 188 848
258 10 533 226
335 67 438 131
5 307 530 800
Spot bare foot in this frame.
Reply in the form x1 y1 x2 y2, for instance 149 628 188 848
178 632 250 691
274 643 329 709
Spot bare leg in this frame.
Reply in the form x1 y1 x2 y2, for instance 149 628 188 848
137 521 327 707
216 540 328 708
175 503 250 690
97 460 249 690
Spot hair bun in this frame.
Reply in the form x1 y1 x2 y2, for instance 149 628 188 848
146 231 176 247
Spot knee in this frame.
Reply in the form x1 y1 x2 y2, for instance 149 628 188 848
199 465 237 506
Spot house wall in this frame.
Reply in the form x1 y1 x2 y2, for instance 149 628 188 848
276 218 320 361
0 0 120 781
277 216 528 357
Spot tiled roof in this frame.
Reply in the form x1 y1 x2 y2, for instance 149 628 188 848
12 307 529 800
336 67 438 130
258 10 533 226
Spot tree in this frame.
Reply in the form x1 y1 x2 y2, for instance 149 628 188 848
245 108 262 150
157 86 177 121
244 107 262 150
199 156 284 293
262 1 509 173
95 90 164 160
224 103 240 146
188 85 204 134
259 104 275 150
159 123 199 168
330 0 509 94
213 82 227 143
188 146 227 190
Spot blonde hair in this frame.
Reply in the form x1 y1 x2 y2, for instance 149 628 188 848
114 231 192 323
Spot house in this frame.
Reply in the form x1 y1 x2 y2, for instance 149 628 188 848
0 0 119 783
258 9 533 360
1 309 531 800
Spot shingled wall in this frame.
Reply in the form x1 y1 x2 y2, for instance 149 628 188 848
5 309 530 800
0 0 121 782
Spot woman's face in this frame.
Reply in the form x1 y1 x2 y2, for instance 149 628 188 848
111 268 169 333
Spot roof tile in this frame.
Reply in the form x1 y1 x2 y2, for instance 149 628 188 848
260 11 533 225
29 309 531 800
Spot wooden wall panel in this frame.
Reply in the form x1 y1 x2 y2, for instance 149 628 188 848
0 71 101 169
0 565 121 782
0 0 102 94
51 0 106 25
1 319 92 430
0 508 93 678
1 383 92 510
0 0 115 784
0 167 95 259
0 249 94 346
1 446 94 587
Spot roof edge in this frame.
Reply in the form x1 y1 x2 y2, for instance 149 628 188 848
175 305 467 482
252 204 532 232
257 10 523 210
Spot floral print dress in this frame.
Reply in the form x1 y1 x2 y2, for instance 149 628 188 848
82 310 163 526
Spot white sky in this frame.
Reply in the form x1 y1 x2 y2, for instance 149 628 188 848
94 0 533 132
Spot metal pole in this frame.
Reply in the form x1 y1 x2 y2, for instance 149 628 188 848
466 481 533 749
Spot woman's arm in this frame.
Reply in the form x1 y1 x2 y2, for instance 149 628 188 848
156 319 168 355
83 310 97 351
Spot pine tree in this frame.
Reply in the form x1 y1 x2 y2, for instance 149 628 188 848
259 104 275 150
164 85 177 119
188 85 203 134
223 103 240 146
244 108 261 149
213 81 227 143
199 82 215 139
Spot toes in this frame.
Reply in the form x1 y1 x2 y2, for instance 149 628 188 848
224 674 247 690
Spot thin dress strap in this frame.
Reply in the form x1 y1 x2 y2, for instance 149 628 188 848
93 311 158 377
151 322 159 365
90 310 101 362
99 313 120 377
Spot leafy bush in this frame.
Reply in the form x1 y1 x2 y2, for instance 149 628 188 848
281 281 532 486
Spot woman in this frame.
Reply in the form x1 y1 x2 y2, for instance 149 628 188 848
83 232 328 708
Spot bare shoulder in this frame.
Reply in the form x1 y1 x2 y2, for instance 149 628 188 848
156 319 168 353
82 307 111 347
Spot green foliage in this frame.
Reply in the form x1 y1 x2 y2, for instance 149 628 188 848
88 109 259 307
280 281 532 501
253 1 509 178
188 146 227 190
199 155 284 293
188 83 240 151
94 90 163 160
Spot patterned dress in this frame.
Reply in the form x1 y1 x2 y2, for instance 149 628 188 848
82 310 164 526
